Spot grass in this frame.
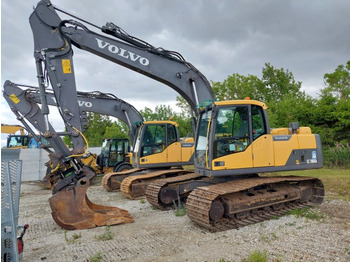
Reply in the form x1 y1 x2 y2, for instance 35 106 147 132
173 196 187 217
287 206 327 221
241 250 268 262
174 205 186 216
262 168 350 201
94 226 114 241
89 252 103 262
64 231 81 245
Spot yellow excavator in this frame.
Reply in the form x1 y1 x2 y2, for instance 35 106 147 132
2 0 324 230
146 99 324 230
102 120 195 198
2 124 35 149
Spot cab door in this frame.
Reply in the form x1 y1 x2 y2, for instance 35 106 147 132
166 124 181 163
250 105 274 167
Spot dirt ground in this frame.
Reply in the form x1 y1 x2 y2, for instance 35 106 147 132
18 181 350 262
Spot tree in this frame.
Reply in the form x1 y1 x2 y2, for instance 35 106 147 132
140 104 192 137
261 63 302 103
314 61 350 144
212 73 265 101
82 113 113 147
140 105 176 121
323 61 350 100
103 121 128 140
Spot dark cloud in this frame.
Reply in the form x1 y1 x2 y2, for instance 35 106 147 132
1 0 350 138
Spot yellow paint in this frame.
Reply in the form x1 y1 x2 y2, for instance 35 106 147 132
212 147 253 170
214 100 268 109
252 135 274 167
139 140 194 166
297 134 316 148
9 94 20 104
211 133 318 171
143 120 179 126
139 149 167 165
62 59 72 74
167 142 182 162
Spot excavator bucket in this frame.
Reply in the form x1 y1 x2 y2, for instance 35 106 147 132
48 177 133 230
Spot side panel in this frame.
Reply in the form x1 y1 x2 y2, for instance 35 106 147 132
139 150 167 165
211 147 253 171
167 142 182 163
180 142 195 163
273 134 317 166
252 135 275 167
273 135 298 166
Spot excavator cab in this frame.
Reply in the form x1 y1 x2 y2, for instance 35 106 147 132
195 99 323 175
97 138 132 172
133 121 194 168
7 135 31 148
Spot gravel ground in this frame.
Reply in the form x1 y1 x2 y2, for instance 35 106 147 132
18 181 350 262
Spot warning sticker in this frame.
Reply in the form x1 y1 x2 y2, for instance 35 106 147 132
9 93 20 104
62 59 72 74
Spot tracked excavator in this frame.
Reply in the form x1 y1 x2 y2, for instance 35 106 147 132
3 0 324 230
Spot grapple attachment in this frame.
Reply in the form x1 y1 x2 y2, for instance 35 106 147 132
49 176 133 230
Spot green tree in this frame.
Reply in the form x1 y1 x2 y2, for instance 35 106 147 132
261 63 302 103
82 113 113 147
314 61 350 144
212 73 265 101
103 121 128 140
140 105 192 137
140 105 176 121
323 61 350 100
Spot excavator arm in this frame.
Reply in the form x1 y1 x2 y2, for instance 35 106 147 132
30 0 215 121
3 80 134 229
6 82 143 145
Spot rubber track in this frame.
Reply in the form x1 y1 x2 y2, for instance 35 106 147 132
120 169 192 199
101 168 143 191
186 176 324 231
146 173 202 209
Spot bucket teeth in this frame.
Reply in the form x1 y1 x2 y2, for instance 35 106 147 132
48 177 133 230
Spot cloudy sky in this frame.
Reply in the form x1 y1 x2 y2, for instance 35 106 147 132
1 0 349 146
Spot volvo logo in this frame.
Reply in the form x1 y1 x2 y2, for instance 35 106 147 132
95 38 150 66
78 100 92 108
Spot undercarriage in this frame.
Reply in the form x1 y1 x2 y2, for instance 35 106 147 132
146 174 324 231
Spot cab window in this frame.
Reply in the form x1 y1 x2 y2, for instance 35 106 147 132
166 124 177 146
195 110 212 167
141 125 166 157
213 106 250 158
251 105 266 140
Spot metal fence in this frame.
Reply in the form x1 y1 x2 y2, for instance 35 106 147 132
1 160 22 261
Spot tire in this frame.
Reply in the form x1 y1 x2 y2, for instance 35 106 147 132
113 163 132 172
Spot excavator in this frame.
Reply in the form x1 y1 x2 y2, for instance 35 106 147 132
24 82 142 174
4 81 194 194
3 0 324 230
1 124 40 148
4 82 143 191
